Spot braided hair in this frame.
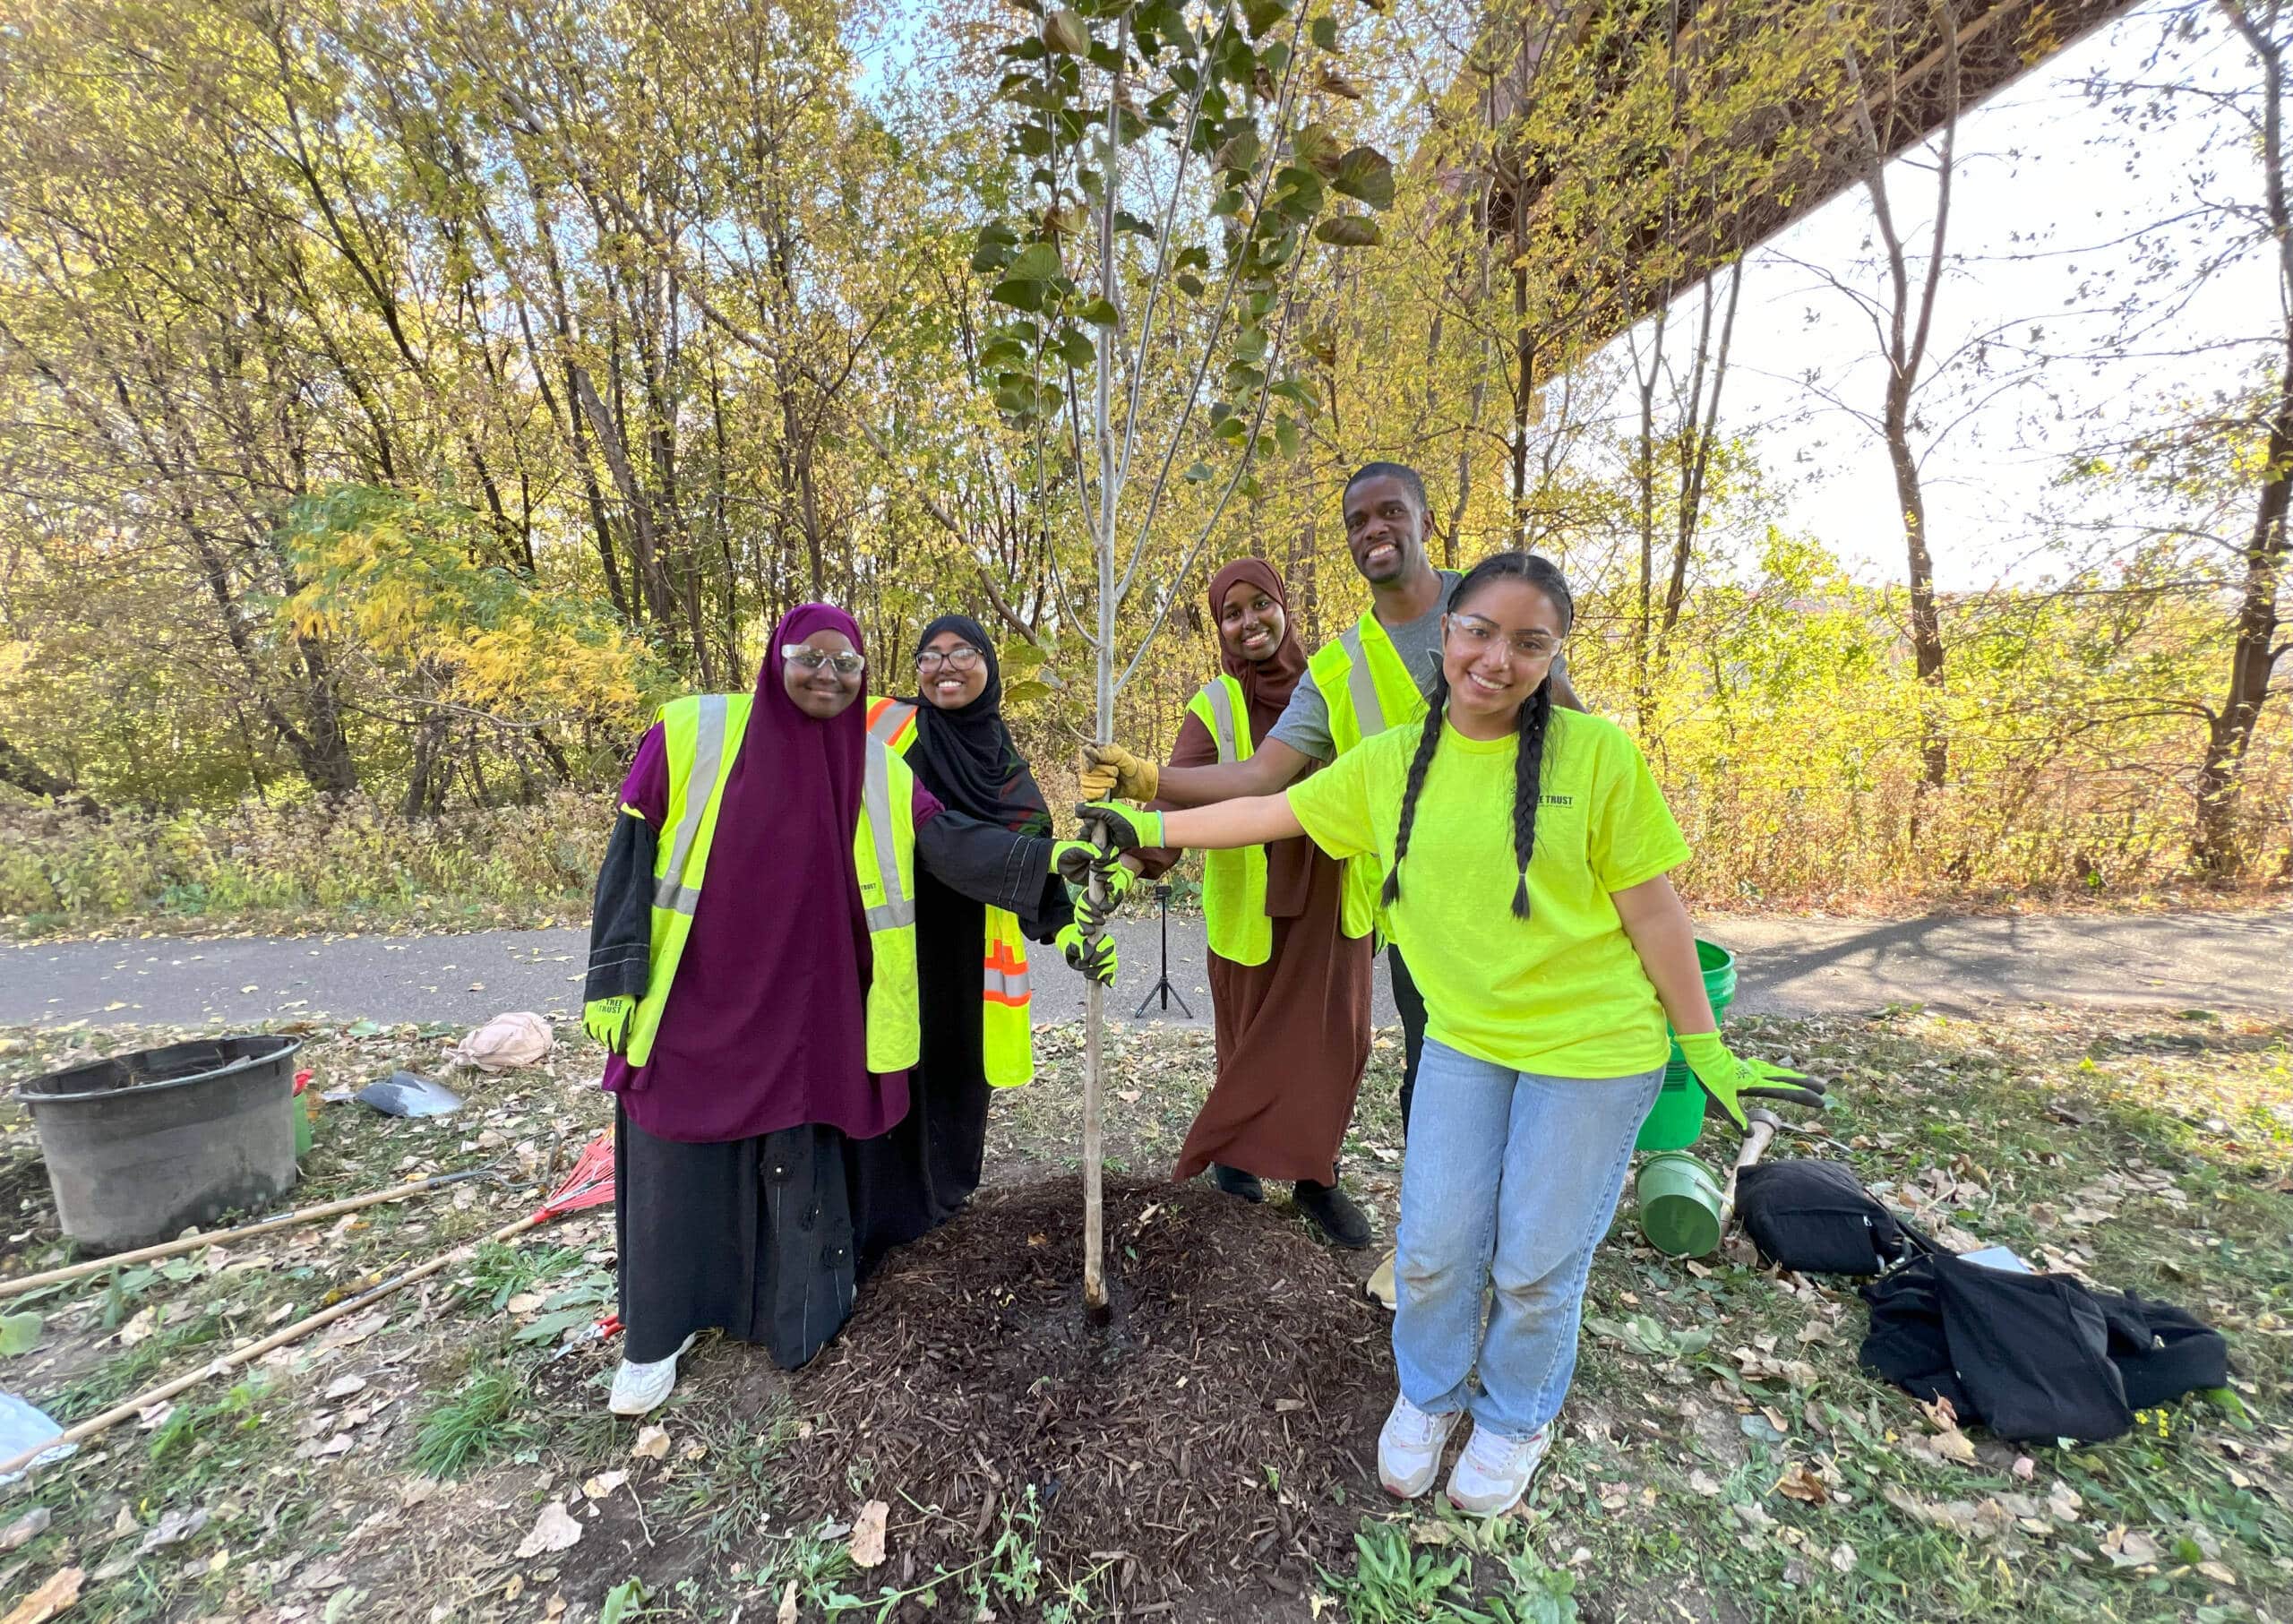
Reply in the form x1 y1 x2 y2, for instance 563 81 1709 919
1380 551 1576 922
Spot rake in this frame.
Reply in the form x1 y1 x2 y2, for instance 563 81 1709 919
0 1131 617 1481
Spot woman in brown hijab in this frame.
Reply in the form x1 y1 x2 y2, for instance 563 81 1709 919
1126 559 1376 1246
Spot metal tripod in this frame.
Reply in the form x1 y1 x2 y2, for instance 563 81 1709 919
1132 881 1194 1018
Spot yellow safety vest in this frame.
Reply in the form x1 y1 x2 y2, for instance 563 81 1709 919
627 693 921 1074
864 697 1036 1088
1305 610 1425 938
1186 675 1273 967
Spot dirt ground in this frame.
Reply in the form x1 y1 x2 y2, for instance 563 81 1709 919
0 1004 2286 1623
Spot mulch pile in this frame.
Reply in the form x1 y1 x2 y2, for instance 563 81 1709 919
786 1175 1392 1618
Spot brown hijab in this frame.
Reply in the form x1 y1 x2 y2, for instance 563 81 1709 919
1207 558 1317 917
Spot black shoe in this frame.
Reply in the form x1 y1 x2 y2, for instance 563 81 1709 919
1292 1179 1372 1250
1210 1164 1265 1203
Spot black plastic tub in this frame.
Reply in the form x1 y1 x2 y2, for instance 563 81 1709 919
14 1035 303 1253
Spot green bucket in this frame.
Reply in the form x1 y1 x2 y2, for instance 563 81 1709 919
1634 939 1737 1152
1637 1149 1725 1258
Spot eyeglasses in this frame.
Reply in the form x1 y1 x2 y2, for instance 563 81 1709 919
915 646 983 673
782 644 865 676
1444 614 1560 663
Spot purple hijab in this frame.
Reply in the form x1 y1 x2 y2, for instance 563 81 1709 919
605 603 908 1144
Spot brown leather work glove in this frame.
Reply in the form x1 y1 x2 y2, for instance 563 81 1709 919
1076 741 1158 803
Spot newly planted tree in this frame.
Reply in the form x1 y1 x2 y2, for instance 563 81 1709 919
969 0 1392 1308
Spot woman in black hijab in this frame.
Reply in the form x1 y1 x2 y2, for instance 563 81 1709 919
848 614 1094 1270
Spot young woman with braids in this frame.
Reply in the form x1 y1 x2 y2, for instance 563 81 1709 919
1078 553 1801 1516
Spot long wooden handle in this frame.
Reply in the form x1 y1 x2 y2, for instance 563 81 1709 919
0 1209 545 1480
1719 1109 1782 1229
0 1168 494 1301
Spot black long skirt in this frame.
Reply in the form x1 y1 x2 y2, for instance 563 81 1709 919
614 1104 858 1369
847 869 995 1277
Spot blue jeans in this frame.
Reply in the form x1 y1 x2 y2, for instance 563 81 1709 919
1394 1040 1662 1440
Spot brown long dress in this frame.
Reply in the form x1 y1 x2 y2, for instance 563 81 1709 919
1136 711 1374 1185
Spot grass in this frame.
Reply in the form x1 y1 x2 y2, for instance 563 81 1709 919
410 1355 544 1478
0 1004 2284 1622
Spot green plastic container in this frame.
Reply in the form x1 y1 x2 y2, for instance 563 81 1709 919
293 1096 313 1160
1637 1149 1725 1258
1634 939 1738 1152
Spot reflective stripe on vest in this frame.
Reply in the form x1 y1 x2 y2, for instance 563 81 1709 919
865 697 919 752
1200 676 1242 762
984 937 1031 1005
651 692 729 918
861 741 913 932
1335 623 1387 738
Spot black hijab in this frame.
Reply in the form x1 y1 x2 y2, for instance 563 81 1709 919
898 614 1052 838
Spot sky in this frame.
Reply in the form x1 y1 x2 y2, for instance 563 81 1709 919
1630 0 2279 589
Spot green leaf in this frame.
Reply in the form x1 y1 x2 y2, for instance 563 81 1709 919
992 382 1039 416
1313 213 1382 247
1114 210 1157 238
980 336 1030 369
1182 460 1215 482
1174 271 1206 297
1079 296 1120 327
1237 473 1264 501
1271 165 1324 220
1213 128 1262 176
1310 14 1337 48
1054 326 1095 368
1332 145 1396 210
1274 417 1301 457
988 278 1048 313
1007 242 1063 282
0 1311 43 1357
1214 414 1248 443
1001 680 1053 706
1233 325 1268 364
1210 188 1246 218
1042 8 1090 55
599 1579 648 1624
1241 0 1287 37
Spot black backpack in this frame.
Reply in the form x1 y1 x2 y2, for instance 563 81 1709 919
1860 1253 2229 1443
1734 1158 1933 1276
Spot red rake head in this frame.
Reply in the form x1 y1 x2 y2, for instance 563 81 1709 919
536 1130 616 1218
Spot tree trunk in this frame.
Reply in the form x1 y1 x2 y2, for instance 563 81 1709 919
2193 348 2291 873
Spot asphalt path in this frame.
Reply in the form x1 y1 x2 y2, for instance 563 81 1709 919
4 907 2285 1032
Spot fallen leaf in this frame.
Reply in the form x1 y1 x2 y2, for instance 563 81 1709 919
116 1305 158 1347
1688 1469 1722 1497
1828 1541 1857 1575
515 1501 583 1560
0 1566 82 1624
504 1293 544 1315
849 1499 889 1568
2197 1560 2238 1586
1773 1463 1830 1505
777 1579 799 1624
580 1471 628 1500
2011 1455 2035 1482
1 1507 52 1551
631 1425 670 1460
322 1375 368 1401
136 1507 209 1555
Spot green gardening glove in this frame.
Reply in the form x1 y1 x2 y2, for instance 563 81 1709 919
1074 858 1135 933
1074 800 1165 856
584 995 636 1056
1050 838 1110 887
1056 921 1118 986
1674 1031 1808 1131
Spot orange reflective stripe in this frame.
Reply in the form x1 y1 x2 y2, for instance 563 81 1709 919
983 938 1031 1007
865 697 917 750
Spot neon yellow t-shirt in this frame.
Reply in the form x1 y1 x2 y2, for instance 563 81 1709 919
1286 708 1690 1079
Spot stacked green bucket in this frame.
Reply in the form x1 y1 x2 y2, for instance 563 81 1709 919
1635 938 1736 1258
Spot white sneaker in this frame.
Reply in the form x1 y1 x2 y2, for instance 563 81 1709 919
1445 1420 1551 1517
1377 1392 1460 1499
607 1333 696 1416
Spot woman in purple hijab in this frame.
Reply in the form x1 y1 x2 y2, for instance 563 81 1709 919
580 604 1109 1414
